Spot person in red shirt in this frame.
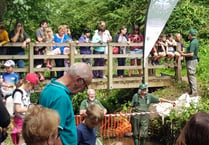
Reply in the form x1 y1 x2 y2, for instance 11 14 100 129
128 25 144 77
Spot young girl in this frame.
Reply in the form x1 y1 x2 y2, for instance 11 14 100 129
166 33 177 67
11 73 39 145
45 27 54 69
128 24 144 77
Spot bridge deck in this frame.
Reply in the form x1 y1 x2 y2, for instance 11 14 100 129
1 42 182 90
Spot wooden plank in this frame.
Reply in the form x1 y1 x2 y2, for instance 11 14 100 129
0 55 28 60
33 55 69 59
70 43 75 65
29 43 34 73
74 54 108 59
108 44 113 89
144 57 149 84
0 68 28 73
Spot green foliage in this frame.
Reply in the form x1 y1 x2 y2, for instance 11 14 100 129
30 92 40 103
164 0 209 40
72 91 88 114
101 89 135 113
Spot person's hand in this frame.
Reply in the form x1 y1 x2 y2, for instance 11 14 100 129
177 50 184 56
22 41 27 49
17 27 21 33
0 43 2 47
170 101 176 107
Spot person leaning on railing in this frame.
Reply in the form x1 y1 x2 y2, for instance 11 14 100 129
114 26 129 78
130 84 175 145
9 21 31 79
128 24 144 77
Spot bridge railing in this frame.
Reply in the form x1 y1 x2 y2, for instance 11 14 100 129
0 42 181 89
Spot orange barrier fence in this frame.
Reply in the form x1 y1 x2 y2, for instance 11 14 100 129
75 112 152 137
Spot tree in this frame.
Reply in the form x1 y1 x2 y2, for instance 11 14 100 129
0 0 5 21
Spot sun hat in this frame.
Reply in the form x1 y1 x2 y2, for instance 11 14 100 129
139 84 147 90
26 73 39 85
4 60 15 67
189 29 197 36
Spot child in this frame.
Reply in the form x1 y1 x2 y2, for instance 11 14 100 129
79 28 92 66
166 33 177 67
0 60 19 99
77 104 104 145
11 73 39 145
45 27 54 69
158 34 168 65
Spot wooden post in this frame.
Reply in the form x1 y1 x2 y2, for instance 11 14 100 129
175 43 182 81
29 43 34 73
144 57 149 84
70 42 75 65
108 43 113 89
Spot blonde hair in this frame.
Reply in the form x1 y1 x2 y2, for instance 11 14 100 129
86 104 104 125
22 105 60 145
58 25 65 32
45 27 54 42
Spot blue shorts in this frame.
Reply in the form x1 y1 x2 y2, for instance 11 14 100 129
130 48 143 54
168 47 175 53
130 48 143 59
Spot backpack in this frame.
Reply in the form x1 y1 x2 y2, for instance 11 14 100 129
5 89 23 117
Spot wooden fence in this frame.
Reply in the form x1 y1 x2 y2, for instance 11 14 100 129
0 42 182 89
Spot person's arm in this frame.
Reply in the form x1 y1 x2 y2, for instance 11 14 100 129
79 109 87 117
79 35 85 43
13 92 28 113
159 97 176 106
10 30 20 43
181 52 194 57
14 104 28 113
22 32 31 48
0 31 9 46
36 29 44 42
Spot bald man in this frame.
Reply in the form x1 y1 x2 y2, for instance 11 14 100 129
39 62 93 145
80 89 107 117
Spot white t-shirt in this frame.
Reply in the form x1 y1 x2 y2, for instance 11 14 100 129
13 88 31 118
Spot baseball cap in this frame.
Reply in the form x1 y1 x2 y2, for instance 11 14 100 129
139 84 147 90
26 73 39 85
4 60 15 67
189 29 196 36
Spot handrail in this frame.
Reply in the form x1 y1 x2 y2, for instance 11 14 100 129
0 42 181 89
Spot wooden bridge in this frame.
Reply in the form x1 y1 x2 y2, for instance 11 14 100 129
0 42 182 90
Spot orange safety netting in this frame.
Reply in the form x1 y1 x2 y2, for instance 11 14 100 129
75 113 132 137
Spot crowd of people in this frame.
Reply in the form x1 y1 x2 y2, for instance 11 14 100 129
0 20 191 80
0 19 201 145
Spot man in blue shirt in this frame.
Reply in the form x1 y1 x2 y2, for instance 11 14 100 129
39 62 93 145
